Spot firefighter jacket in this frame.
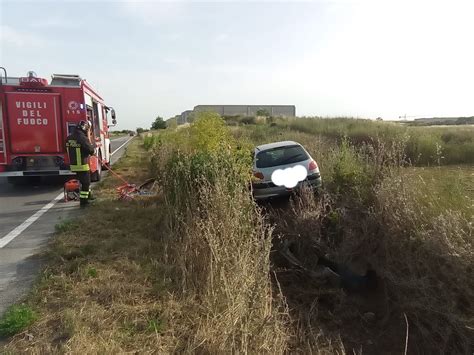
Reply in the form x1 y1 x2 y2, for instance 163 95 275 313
66 129 95 172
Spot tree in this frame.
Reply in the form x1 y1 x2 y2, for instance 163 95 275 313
136 127 145 134
151 116 166 130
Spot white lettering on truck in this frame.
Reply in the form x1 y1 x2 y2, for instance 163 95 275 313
15 101 47 109
17 118 48 125
15 101 49 125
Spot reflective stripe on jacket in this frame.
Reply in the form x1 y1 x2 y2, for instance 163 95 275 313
66 129 95 172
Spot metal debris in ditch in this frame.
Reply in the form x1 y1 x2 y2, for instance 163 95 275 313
117 178 158 201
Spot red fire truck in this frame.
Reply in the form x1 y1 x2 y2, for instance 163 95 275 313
0 68 116 183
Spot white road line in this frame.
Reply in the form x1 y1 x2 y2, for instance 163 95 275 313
0 192 64 248
0 138 133 248
111 137 134 156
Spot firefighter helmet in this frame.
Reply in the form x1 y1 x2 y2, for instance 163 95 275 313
77 120 91 133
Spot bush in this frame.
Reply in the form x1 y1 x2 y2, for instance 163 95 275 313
240 116 256 125
328 140 374 204
151 116 166 130
0 305 37 336
143 134 161 151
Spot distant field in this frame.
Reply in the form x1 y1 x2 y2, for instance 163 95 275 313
422 124 474 128
259 117 474 165
403 165 473 219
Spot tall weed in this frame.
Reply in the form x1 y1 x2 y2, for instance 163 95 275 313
151 112 289 352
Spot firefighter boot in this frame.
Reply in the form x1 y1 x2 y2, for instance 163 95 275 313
79 190 90 207
80 198 89 208
88 190 96 201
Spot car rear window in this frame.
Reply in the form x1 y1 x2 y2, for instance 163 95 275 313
256 145 309 168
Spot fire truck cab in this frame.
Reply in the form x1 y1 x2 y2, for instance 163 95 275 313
0 69 116 183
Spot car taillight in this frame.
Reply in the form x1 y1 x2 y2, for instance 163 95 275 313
253 171 264 180
309 160 318 171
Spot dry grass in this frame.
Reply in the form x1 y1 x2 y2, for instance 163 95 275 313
2 140 175 353
229 122 473 354
154 114 290 352
3 131 290 354
3 120 472 354
263 158 473 353
269 182 473 353
2 198 175 353
373 173 473 353
164 180 289 352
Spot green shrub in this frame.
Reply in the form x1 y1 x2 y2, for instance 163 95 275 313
143 135 156 150
327 140 374 204
240 116 256 125
0 305 37 336
86 266 97 278
55 220 78 233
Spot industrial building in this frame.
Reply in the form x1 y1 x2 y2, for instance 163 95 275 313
177 110 193 125
177 105 296 125
194 105 295 117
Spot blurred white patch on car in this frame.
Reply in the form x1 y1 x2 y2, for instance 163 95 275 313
271 165 307 188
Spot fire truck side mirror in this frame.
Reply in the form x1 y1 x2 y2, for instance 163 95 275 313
109 109 117 126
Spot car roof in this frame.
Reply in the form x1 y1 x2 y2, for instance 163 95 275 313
255 141 302 152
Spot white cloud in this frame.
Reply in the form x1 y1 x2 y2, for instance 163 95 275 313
118 1 186 25
215 33 229 42
163 57 191 66
29 18 81 29
0 25 51 48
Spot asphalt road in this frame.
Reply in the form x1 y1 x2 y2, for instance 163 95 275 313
0 135 134 317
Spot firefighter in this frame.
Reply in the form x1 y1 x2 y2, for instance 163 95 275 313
65 120 95 207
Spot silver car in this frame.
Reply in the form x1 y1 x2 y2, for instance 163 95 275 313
251 141 322 200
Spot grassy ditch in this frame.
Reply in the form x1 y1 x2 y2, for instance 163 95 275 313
145 114 472 353
232 121 473 354
146 115 472 354
3 115 472 354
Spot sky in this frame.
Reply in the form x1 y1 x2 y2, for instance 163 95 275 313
1 0 473 130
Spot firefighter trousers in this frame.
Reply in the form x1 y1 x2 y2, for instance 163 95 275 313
76 171 91 205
